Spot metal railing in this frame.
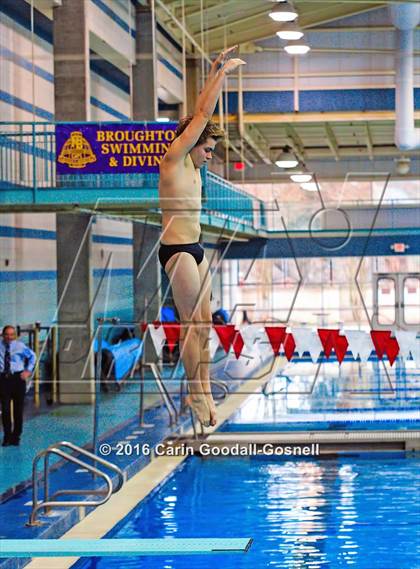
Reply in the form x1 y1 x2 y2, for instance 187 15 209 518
28 441 124 526
0 121 265 231
148 362 179 425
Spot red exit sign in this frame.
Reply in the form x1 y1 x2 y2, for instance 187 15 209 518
391 243 409 253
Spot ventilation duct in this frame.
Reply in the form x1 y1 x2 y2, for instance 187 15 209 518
389 3 420 150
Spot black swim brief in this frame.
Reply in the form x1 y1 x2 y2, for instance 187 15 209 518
158 242 205 270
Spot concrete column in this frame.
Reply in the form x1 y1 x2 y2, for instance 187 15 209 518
132 4 158 120
54 0 93 403
186 57 200 116
53 0 90 120
56 214 94 404
133 222 161 362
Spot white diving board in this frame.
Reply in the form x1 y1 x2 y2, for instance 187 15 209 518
0 538 253 558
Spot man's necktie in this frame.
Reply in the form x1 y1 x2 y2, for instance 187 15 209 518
4 343 11 374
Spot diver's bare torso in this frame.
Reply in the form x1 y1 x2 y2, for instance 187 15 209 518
159 154 201 245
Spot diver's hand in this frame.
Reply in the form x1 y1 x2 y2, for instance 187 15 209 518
223 58 246 74
211 45 238 74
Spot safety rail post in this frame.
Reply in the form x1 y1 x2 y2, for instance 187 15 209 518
51 325 58 404
93 317 120 456
148 363 178 425
139 298 154 429
33 322 41 408
139 298 146 427
43 451 50 515
93 318 103 457
139 320 146 427
32 121 37 203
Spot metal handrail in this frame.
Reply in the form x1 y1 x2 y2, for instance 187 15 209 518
148 363 179 425
210 378 229 400
28 441 124 526
45 441 124 498
262 374 292 396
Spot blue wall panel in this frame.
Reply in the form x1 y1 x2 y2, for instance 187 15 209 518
223 89 420 113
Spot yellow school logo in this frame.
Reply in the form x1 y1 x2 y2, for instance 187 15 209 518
58 131 97 168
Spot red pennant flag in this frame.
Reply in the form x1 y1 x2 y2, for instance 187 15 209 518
283 333 296 361
318 329 336 358
214 324 237 354
264 327 287 356
334 334 349 364
162 324 181 353
232 331 244 359
318 329 349 363
371 331 400 366
387 336 400 366
141 321 161 333
371 330 388 359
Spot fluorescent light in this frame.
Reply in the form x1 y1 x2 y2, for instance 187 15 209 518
284 40 310 55
275 147 298 168
275 159 298 168
277 30 304 40
269 3 298 22
290 172 312 183
156 117 170 123
277 23 303 40
300 182 318 192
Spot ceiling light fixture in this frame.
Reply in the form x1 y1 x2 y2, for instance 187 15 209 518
290 172 313 183
275 147 299 169
277 23 303 40
300 182 318 192
269 2 298 22
284 39 310 55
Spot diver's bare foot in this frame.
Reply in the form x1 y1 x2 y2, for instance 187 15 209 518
206 396 217 426
185 394 211 427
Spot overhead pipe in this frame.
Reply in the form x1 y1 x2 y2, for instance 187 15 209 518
389 2 420 150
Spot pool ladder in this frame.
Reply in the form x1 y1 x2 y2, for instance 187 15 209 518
27 441 124 526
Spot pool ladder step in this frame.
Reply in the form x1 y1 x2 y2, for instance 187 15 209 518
27 441 124 526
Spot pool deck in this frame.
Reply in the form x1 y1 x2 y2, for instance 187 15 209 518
1 354 419 568
23 357 283 569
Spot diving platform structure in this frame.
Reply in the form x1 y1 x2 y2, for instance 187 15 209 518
0 538 253 558
1 121 419 253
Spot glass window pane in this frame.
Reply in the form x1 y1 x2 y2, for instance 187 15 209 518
403 277 420 325
377 277 396 325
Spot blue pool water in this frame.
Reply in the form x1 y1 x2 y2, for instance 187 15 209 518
220 358 420 432
73 453 420 569
220 419 420 431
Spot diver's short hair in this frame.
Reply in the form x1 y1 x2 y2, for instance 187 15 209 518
175 116 225 146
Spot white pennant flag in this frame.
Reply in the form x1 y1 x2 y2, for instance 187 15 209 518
394 331 420 363
147 324 166 355
242 325 271 361
345 330 374 362
291 328 322 363
241 325 265 349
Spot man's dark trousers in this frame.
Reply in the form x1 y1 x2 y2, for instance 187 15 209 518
0 372 26 441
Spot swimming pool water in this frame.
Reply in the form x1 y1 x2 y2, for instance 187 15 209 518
220 358 420 432
73 453 420 569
